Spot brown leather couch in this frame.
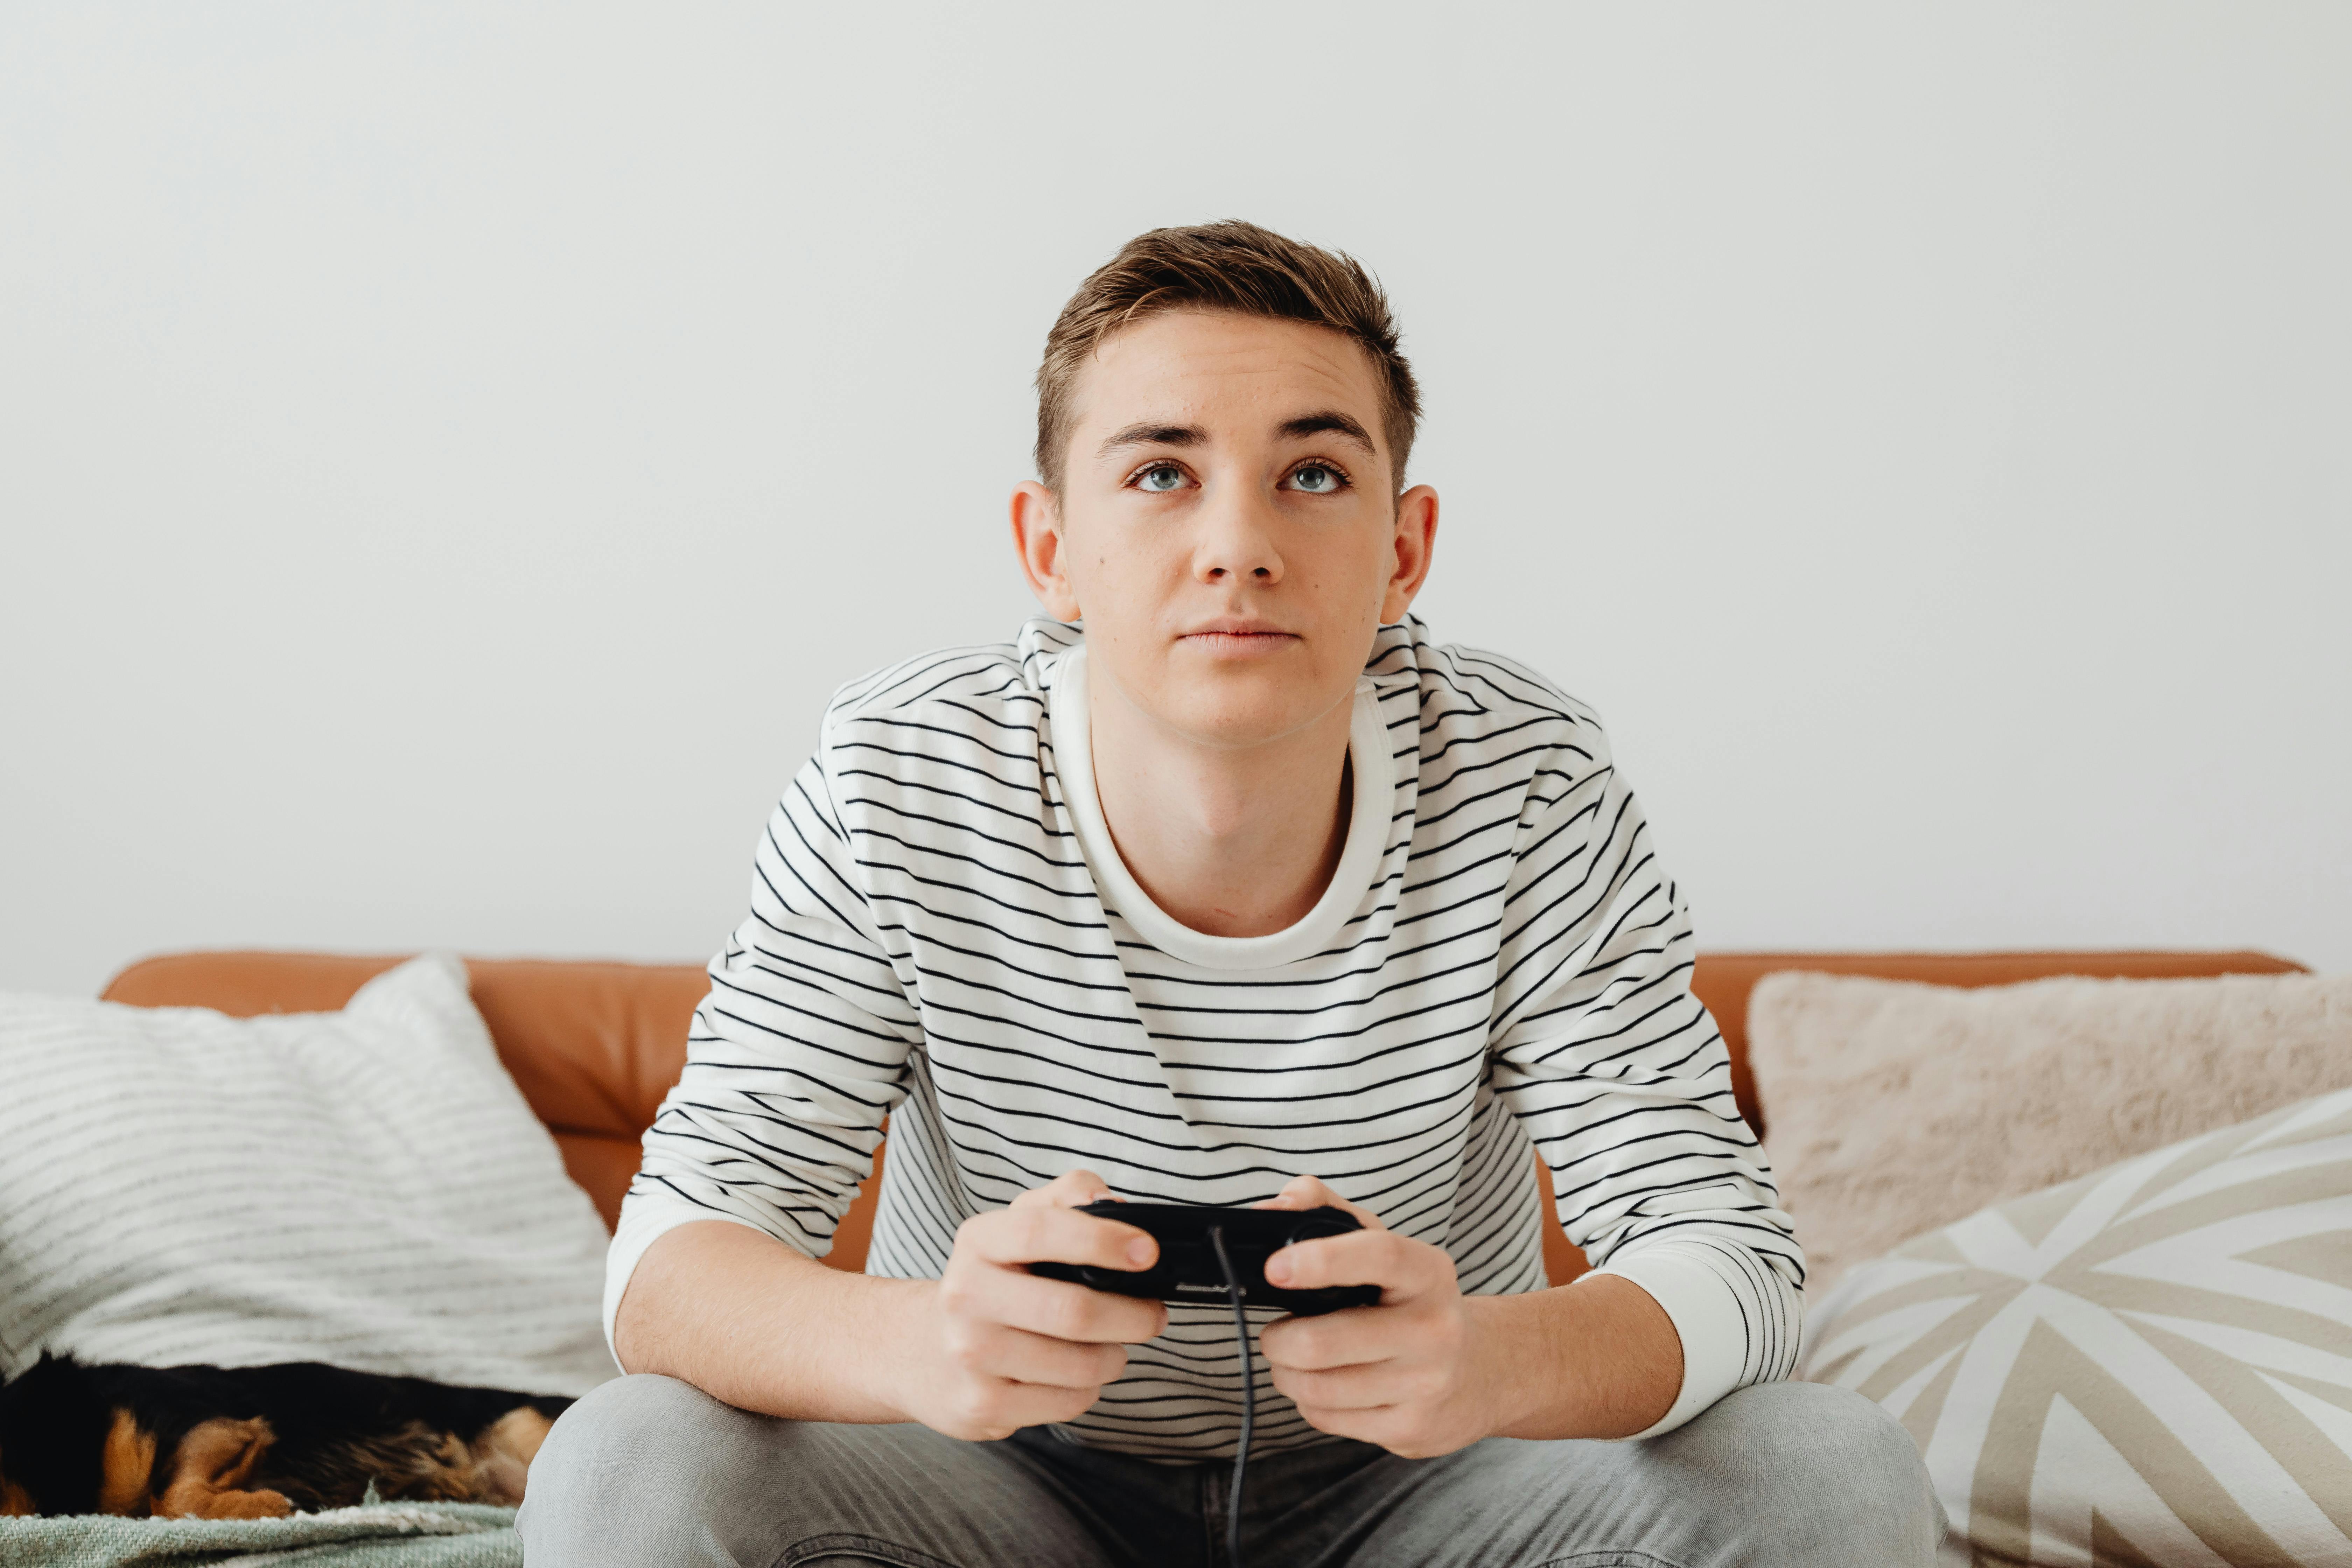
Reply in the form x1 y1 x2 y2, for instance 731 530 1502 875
100 949 2307 1288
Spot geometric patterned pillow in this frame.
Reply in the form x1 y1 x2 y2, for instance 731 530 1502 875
1801 1085 2352 1567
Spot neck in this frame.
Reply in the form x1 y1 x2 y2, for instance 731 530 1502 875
1085 671 1355 940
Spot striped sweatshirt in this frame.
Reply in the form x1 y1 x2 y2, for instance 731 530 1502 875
611 616 1804 1457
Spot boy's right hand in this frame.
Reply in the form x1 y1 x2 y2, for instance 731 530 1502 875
901 1169 1168 1441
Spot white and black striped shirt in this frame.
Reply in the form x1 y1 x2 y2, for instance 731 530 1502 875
611 616 1803 1456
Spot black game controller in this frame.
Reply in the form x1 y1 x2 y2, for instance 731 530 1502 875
1030 1202 1382 1316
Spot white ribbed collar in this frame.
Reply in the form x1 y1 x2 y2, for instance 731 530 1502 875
1048 645 1394 971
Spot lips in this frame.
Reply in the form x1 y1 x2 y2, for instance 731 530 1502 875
1177 620 1296 640
1176 625 1300 657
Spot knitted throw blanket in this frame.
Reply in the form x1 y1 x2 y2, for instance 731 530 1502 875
0 1503 517 1567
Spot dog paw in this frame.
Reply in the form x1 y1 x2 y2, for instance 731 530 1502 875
216 1487 293 1519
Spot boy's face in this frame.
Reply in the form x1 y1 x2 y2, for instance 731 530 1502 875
1012 310 1437 754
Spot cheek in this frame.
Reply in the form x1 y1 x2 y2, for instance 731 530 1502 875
1307 527 1394 599
1294 540 1395 640
1065 553 1182 659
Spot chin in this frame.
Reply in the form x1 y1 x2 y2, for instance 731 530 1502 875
1154 678 1337 750
1100 640 1359 748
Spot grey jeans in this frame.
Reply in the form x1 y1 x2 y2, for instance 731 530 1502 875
519 1374 1942 1567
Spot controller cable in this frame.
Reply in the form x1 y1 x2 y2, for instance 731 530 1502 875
1206 1224 1254 1568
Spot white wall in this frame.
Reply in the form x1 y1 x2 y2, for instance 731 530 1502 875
4 3 2347 997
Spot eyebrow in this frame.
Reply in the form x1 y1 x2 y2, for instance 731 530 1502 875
1095 411 1379 460
1097 422 1205 458
1276 411 1378 454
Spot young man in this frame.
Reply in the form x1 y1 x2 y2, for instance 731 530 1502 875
522 222 1940 1565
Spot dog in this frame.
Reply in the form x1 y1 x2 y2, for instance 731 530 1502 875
0 1353 571 1519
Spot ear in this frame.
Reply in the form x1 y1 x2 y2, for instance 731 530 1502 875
1010 481 1084 622
1380 484 1439 624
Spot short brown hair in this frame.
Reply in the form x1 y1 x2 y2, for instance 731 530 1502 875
1034 220 1421 492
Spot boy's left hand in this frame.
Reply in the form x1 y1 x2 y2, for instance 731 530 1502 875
1254 1175 1502 1458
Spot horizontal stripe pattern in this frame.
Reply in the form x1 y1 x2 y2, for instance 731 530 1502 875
621 616 1801 1457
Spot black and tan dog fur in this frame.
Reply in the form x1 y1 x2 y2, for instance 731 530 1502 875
0 1354 569 1519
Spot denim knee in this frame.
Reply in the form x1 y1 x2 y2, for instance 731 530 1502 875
518 1373 754 1567
1664 1380 1943 1568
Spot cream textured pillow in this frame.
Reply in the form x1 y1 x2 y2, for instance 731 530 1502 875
1748 970 2351 1292
0 953 617 1396
1801 1087 2352 1567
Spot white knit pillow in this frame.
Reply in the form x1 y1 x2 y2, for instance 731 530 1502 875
1748 971 2352 1292
0 954 616 1396
1802 1087 2352 1566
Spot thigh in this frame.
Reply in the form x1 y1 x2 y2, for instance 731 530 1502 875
1270 1382 1942 1568
517 1374 1130 1568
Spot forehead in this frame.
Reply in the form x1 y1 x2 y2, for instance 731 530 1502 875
1070 310 1385 438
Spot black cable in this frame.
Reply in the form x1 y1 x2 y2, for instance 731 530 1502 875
1206 1223 1252 1568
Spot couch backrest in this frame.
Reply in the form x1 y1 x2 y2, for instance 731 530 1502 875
100 947 2308 1282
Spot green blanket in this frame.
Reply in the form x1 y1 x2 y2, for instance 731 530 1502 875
0 1504 518 1568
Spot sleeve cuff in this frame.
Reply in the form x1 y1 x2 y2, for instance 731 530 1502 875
602 1202 805 1370
1591 1241 1751 1438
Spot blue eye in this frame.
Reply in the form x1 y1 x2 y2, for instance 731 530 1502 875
1137 464 1186 492
1289 464 1342 493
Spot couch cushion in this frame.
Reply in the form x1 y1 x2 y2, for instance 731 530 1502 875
102 951 703 1230
1749 969 2352 1292
1687 951 2304 1138
5 953 616 1395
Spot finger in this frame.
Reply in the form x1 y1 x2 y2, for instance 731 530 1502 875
1252 1175 1383 1231
1266 1228 1441 1298
958 1321 1129 1390
946 1264 1169 1345
964 1204 1157 1271
1259 1305 1392 1373
1253 1173 1327 1211
1289 1399 1405 1449
950 1375 1109 1440
1009 1169 1118 1212
1268 1359 1410 1413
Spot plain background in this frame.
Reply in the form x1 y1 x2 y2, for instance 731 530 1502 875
4 3 2347 997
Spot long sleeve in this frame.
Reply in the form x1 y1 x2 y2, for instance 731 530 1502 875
604 750 923 1355
1486 735 1804 1436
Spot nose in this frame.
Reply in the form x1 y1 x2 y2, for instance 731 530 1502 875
1191 483 1284 588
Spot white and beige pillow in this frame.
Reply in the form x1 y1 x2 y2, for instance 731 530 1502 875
1748 970 2352 1291
1802 1086 2352 1567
